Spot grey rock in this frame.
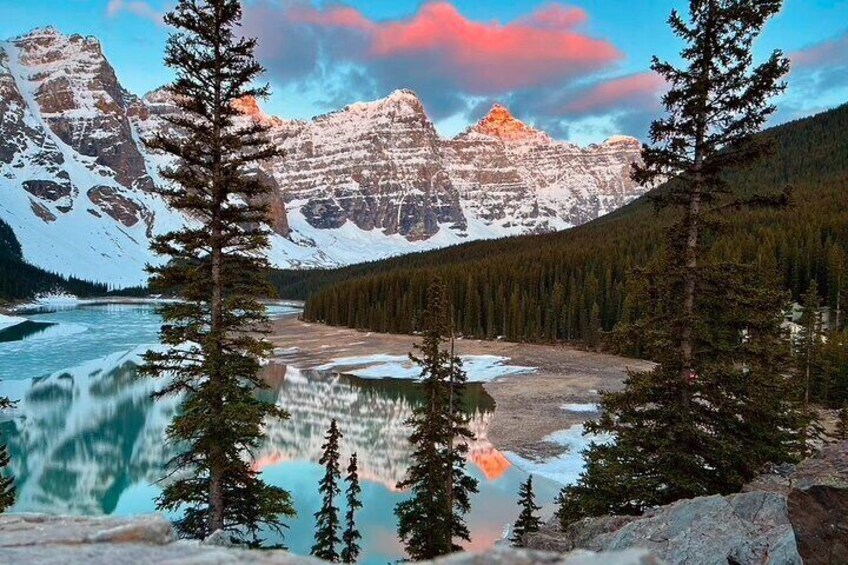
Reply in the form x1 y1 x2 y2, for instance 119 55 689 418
0 513 664 565
200 529 234 547
785 441 848 565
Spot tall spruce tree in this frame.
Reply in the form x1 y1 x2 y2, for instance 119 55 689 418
797 280 824 407
139 0 294 544
395 280 478 560
557 0 808 525
510 476 541 547
341 452 362 564
0 395 14 512
312 419 343 562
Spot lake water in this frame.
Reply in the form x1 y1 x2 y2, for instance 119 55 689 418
0 304 560 563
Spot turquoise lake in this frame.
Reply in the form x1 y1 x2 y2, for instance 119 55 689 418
0 303 560 563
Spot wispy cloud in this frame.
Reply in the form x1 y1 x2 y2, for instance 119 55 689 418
106 0 164 26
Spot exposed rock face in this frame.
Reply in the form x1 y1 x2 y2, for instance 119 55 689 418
267 90 466 240
445 109 643 230
0 27 645 284
0 514 664 565
11 27 152 190
527 441 848 565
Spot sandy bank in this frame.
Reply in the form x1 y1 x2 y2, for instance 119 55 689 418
268 317 653 459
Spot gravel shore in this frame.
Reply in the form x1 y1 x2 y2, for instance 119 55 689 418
269 317 653 458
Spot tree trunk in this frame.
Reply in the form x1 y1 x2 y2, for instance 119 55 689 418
679 179 701 409
208 2 226 535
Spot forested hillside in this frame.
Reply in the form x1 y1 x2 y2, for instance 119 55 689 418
300 104 848 344
0 217 108 301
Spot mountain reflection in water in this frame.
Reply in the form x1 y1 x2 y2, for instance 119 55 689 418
1 349 558 563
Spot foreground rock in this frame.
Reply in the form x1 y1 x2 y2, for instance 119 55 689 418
0 513 663 564
526 441 848 565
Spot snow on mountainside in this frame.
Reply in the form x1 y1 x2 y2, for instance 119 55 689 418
0 28 646 285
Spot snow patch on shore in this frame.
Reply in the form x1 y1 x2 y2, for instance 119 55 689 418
560 403 599 413
504 424 612 486
314 354 535 382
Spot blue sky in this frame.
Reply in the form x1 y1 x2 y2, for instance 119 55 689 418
1 0 846 145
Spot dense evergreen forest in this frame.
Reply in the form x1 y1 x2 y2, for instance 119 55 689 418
300 104 848 344
0 217 109 302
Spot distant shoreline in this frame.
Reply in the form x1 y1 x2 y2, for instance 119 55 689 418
2 296 305 316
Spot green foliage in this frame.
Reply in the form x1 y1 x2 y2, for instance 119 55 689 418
139 0 293 545
818 329 848 408
558 263 808 522
557 0 809 526
312 419 343 562
341 452 362 564
0 395 14 512
395 280 479 560
796 280 825 405
299 101 848 348
510 476 541 547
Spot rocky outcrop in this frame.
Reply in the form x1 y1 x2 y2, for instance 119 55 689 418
0 513 664 565
527 493 799 565
526 441 848 565
786 443 848 565
267 90 467 240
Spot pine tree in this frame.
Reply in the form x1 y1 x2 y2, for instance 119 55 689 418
836 404 848 440
510 476 541 547
341 452 362 564
139 0 294 545
557 0 807 525
395 279 479 560
0 395 14 512
312 419 343 562
797 280 824 406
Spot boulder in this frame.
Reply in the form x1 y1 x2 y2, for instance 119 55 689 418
526 441 848 564
786 442 848 564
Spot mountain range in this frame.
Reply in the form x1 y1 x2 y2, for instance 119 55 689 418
0 28 645 286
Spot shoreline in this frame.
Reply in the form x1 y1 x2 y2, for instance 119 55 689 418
268 317 653 463
1 295 305 316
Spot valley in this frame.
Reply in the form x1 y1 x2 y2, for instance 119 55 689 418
1 1 847 563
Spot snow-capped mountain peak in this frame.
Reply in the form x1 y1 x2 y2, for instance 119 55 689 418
0 27 647 285
468 103 551 144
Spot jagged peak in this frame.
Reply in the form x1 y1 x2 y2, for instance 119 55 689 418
314 88 428 125
13 26 63 40
466 103 550 143
601 135 640 147
233 95 283 126
353 89 425 113
12 26 100 47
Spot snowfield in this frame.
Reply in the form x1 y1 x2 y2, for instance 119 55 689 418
504 424 612 485
314 353 536 382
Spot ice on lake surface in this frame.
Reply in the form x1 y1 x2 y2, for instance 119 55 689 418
0 303 563 564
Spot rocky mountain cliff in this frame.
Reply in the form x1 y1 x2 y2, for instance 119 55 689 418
0 28 645 285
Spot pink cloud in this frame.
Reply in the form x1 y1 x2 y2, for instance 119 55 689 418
279 1 621 94
518 4 588 30
790 30 848 69
564 72 666 115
